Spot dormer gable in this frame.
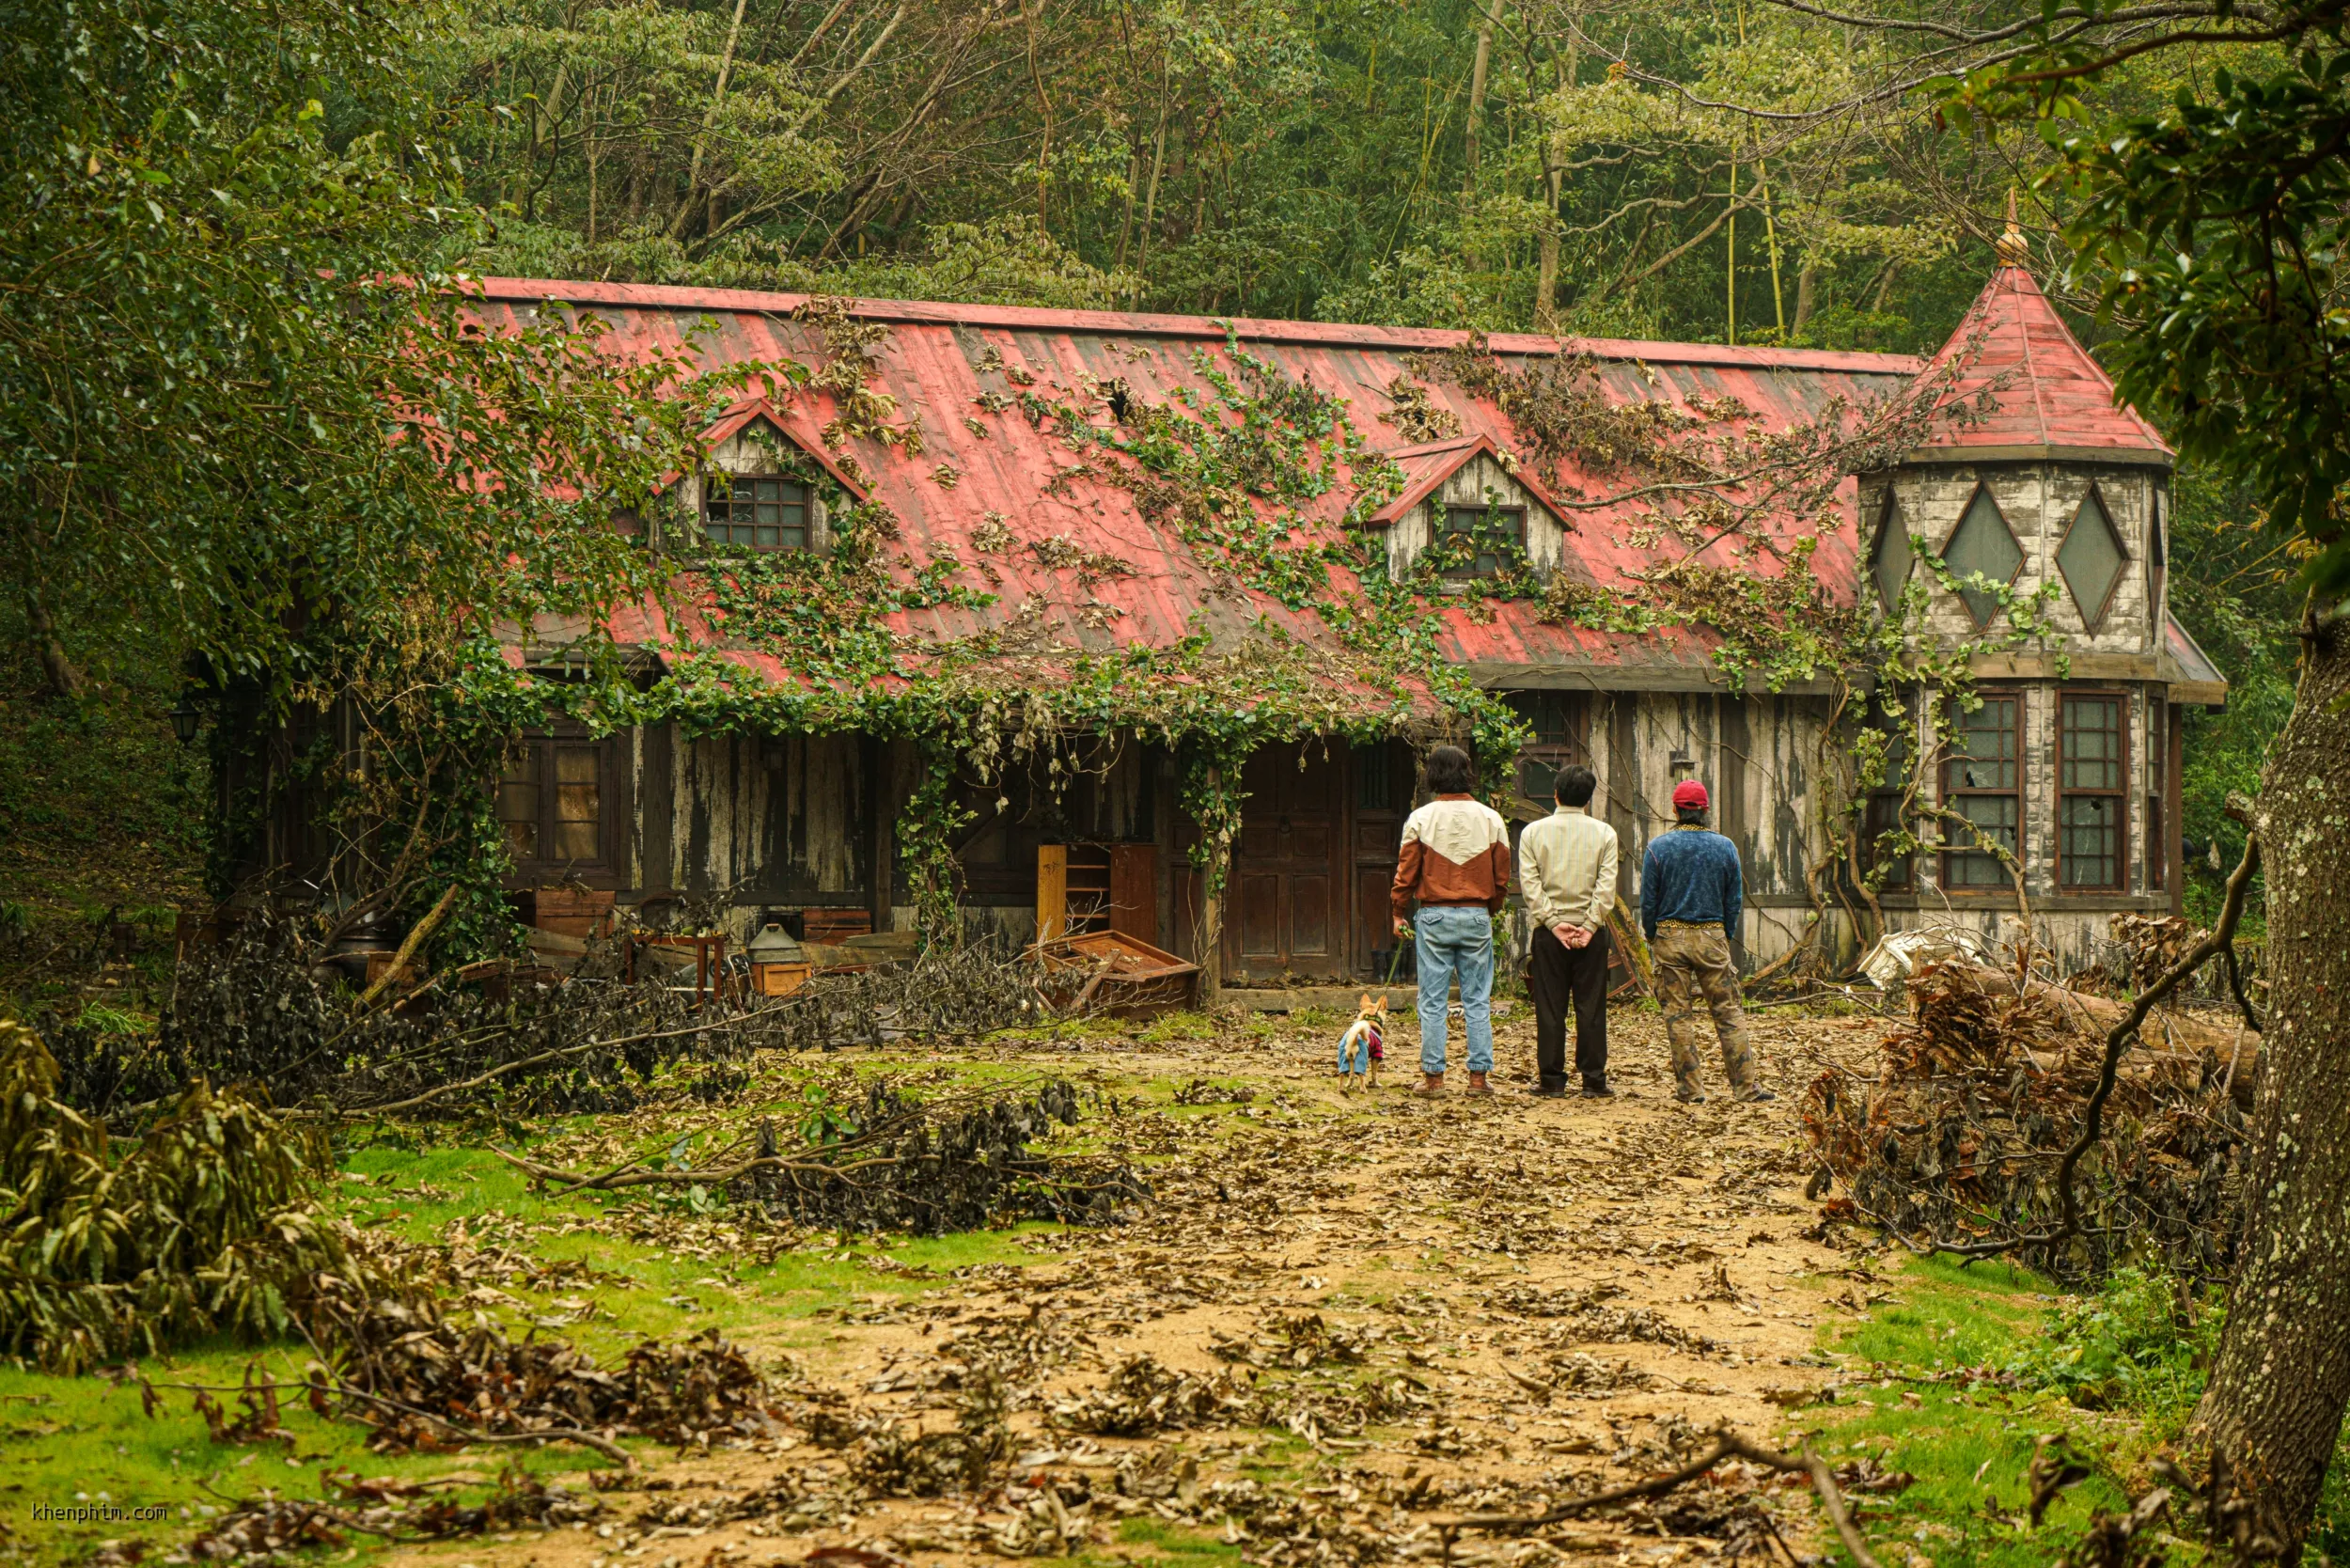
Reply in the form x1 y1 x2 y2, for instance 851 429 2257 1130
657 399 870 556
1362 433 1579 583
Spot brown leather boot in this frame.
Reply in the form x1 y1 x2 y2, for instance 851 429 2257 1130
1465 1071 1494 1097
1414 1072 1445 1097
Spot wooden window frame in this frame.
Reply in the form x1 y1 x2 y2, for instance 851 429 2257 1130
2057 481 2133 634
1869 489 1916 613
1503 691 1590 808
1939 481 2028 630
1863 695 1917 891
497 725 630 887
702 473 813 554
1939 690 2024 891
1440 502 1528 579
2056 689 2131 894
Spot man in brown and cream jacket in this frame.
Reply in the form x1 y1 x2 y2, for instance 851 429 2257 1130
1389 745 1512 1097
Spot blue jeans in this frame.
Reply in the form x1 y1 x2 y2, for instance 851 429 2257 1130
1414 905 1495 1074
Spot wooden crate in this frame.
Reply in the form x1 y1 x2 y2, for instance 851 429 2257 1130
802 908 873 945
751 961 813 998
527 886 615 938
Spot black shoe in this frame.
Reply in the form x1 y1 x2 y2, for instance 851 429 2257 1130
1534 1077 1570 1099
1580 1076 1614 1098
1734 1086 1779 1104
1676 1088 1709 1105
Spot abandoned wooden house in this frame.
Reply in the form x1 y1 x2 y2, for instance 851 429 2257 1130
236 237 2224 984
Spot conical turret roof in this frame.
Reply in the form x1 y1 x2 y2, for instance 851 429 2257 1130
1911 222 2170 461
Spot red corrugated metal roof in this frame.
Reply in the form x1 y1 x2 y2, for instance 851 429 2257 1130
1910 264 2170 457
463 276 2039 693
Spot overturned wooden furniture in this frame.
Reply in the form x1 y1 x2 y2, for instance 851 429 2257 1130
1029 929 1198 1018
1036 842 1158 946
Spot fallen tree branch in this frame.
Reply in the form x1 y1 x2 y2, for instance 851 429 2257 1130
1895 825 2262 1262
1440 1426 1882 1568
138 1374 636 1467
352 886 461 1013
491 1143 901 1191
292 1014 736 1120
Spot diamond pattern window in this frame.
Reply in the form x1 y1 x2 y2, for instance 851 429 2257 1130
1442 504 1525 578
1941 694 2020 888
2059 693 2128 890
704 475 809 552
1943 485 2025 628
1870 494 1915 612
2058 488 2129 630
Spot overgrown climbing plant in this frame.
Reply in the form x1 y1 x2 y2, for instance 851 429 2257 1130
297 295 2059 976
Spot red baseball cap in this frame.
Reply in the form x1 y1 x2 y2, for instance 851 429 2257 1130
1671 779 1710 810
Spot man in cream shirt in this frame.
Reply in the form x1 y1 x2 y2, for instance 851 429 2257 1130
1516 764 1620 1098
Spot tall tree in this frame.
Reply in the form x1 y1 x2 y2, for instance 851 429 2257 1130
2 0 728 703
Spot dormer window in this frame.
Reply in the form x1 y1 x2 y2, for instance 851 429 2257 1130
704 475 809 553
1442 504 1526 578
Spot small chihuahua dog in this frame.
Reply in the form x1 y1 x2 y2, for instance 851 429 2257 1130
1337 993 1387 1090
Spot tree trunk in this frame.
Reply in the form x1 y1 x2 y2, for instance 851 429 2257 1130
1794 259 1818 334
1461 0 1503 199
1197 761 1228 1006
1534 159 1563 333
2186 604 2350 1563
23 587 85 699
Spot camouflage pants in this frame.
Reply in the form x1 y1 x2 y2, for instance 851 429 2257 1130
1651 921 1755 1099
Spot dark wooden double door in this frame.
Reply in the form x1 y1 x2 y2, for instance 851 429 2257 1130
1221 741 1410 984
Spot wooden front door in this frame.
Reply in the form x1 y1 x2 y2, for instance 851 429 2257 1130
1349 741 1412 979
1225 743 1346 982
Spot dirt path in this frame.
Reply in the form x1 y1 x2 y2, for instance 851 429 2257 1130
384 1002 1889 1568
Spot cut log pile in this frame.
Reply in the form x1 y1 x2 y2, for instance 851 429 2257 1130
1801 962 2256 1282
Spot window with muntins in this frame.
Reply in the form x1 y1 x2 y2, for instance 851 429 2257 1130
1442 504 1525 578
704 475 810 552
498 733 613 872
2059 693 2128 890
1941 695 2020 888
1864 697 1915 889
1505 690 1588 803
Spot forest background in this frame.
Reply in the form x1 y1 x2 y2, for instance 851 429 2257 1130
0 0 2298 937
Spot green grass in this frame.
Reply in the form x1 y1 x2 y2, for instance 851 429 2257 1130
11 1131 1071 1566
1111 1515 1246 1565
15 1059 1291 1565
1805 1256 2136 1568
2 1336 592 1566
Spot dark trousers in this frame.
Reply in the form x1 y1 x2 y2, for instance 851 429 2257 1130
1529 923 1612 1086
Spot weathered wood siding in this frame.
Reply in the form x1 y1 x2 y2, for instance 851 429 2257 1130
670 731 870 904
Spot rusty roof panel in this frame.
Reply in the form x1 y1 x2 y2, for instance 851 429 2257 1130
473 279 1940 696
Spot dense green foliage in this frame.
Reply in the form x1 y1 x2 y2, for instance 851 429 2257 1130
2164 469 2299 925
1 0 737 707
433 0 2013 349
